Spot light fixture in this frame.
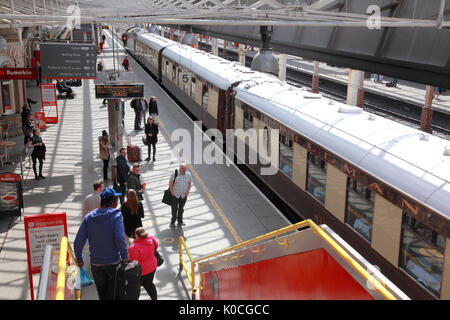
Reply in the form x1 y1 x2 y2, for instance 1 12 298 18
0 36 8 49
22 28 33 40
181 32 196 45
148 24 160 35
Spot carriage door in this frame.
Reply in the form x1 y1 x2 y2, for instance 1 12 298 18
217 90 227 136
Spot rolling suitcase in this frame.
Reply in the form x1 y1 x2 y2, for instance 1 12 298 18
115 261 142 300
127 135 141 162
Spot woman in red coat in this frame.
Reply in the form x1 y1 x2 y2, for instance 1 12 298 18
128 227 158 300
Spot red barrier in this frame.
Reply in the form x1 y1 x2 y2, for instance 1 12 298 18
201 248 374 300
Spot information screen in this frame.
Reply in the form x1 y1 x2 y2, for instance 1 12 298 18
95 84 144 98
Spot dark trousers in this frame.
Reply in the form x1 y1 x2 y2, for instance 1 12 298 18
102 158 109 180
171 196 187 224
118 182 127 205
141 270 157 300
91 263 123 300
134 111 141 129
32 155 44 178
147 142 156 160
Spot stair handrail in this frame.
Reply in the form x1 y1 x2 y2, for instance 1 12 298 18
178 236 197 299
55 237 80 300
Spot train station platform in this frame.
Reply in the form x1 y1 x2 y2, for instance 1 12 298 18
0 28 290 300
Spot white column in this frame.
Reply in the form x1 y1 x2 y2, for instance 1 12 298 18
238 43 245 65
278 53 286 82
346 69 364 107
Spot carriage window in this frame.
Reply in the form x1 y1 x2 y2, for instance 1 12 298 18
345 177 374 242
165 61 169 77
190 78 196 97
399 214 444 298
202 85 209 108
306 152 326 204
243 111 253 130
279 134 293 178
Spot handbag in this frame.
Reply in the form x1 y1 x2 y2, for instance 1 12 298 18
161 169 178 205
142 136 148 145
79 266 94 287
155 249 164 267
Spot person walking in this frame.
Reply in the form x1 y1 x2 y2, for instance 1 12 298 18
130 97 143 130
99 130 112 181
127 163 144 202
169 163 192 228
144 117 159 162
74 187 129 300
148 96 158 120
116 148 130 205
84 180 104 216
434 87 440 101
128 227 158 300
140 97 149 129
122 56 130 71
21 103 34 145
121 189 144 246
31 128 46 180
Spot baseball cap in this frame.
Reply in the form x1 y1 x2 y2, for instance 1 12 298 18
100 187 122 199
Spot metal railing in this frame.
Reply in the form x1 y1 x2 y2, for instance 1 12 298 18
55 237 80 300
179 219 397 300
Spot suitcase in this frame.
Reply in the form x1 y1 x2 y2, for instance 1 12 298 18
115 261 142 300
127 135 141 162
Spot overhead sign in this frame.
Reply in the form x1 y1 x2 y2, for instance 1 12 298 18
95 84 144 99
0 68 37 80
40 42 97 79
72 24 94 42
24 212 68 300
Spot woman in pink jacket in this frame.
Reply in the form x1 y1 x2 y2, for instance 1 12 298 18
128 227 158 300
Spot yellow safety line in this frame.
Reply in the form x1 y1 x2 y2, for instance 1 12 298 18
157 115 242 243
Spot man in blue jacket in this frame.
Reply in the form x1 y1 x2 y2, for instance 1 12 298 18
116 148 130 204
74 187 129 300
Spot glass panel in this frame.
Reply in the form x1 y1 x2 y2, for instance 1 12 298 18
173 67 177 83
345 179 374 242
243 111 253 130
279 135 292 178
399 225 444 297
1 81 11 114
306 153 326 204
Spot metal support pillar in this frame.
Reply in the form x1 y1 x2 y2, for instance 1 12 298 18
420 85 434 133
238 43 245 65
347 69 365 107
212 38 218 56
312 61 320 93
108 99 124 156
278 53 286 83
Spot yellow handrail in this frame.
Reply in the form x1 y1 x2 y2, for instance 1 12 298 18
55 237 80 300
179 219 398 300
178 236 197 299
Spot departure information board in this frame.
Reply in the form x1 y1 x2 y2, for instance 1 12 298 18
95 84 144 98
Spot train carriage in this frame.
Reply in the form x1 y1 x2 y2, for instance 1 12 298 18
126 29 450 300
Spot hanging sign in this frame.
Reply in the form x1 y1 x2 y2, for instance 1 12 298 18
24 212 68 300
0 68 38 80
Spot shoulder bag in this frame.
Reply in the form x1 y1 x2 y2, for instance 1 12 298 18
155 249 164 267
161 169 178 205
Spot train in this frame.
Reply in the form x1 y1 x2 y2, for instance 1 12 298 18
123 27 450 300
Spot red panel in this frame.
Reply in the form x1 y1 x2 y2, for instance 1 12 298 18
200 249 374 300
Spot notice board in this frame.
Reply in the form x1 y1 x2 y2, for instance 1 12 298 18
95 84 144 99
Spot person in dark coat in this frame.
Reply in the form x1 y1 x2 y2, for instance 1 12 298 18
130 98 143 130
121 189 144 245
148 96 158 120
127 163 144 201
144 117 159 162
116 148 130 204
21 104 34 145
31 128 46 180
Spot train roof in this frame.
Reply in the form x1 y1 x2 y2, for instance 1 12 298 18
134 30 450 220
